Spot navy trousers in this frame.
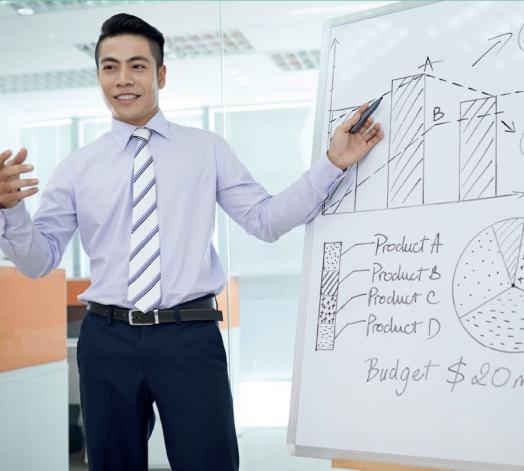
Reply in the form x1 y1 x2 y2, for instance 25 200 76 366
77 306 239 471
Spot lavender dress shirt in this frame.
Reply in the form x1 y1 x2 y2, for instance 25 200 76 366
0 109 344 308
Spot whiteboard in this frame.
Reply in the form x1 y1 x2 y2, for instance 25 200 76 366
288 2 524 470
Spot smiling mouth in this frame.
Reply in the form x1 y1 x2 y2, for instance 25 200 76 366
114 94 141 102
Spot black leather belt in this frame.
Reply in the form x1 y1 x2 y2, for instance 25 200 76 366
86 294 223 326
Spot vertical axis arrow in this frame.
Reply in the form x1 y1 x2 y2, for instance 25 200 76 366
328 38 339 140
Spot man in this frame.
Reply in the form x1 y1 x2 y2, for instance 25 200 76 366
0 13 383 471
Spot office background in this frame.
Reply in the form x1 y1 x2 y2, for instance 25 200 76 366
0 1 391 469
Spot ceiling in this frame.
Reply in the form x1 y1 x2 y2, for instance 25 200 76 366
0 0 393 118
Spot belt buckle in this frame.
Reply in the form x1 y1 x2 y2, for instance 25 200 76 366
128 309 158 326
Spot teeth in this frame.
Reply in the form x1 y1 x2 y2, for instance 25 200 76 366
116 95 138 100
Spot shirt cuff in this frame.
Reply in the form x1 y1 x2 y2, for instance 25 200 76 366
308 151 345 189
0 200 29 227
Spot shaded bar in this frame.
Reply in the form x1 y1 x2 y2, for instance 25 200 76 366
459 96 497 201
388 74 425 208
316 242 342 350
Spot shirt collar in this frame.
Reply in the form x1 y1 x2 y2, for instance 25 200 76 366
110 108 170 151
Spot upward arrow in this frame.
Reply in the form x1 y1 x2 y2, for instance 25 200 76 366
472 32 513 67
330 38 340 49
501 120 516 133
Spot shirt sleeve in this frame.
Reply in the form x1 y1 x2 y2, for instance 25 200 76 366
214 135 346 243
0 158 77 278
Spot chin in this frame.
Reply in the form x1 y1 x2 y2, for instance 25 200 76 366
113 109 142 123
110 103 157 125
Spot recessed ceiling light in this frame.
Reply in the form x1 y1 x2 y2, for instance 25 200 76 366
8 1 123 15
270 50 320 71
290 2 391 16
0 68 97 94
17 7 34 15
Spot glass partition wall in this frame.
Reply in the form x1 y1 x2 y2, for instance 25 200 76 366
0 2 391 469
220 2 388 469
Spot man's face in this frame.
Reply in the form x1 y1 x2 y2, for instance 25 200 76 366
97 34 166 126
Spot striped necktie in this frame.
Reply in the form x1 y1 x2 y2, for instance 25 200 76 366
127 127 162 313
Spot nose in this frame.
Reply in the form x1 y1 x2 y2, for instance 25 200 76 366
116 68 134 87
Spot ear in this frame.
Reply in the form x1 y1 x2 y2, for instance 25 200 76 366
158 65 166 89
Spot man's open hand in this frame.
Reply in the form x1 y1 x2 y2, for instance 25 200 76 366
0 148 39 209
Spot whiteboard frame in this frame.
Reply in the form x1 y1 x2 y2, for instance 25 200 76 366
287 1 523 470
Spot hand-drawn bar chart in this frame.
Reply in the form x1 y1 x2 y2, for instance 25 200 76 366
322 53 510 215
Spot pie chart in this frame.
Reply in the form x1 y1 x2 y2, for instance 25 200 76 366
453 217 524 353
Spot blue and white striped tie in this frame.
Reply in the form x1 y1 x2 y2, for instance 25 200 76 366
127 127 162 313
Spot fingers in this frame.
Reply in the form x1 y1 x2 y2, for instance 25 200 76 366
0 150 13 167
0 148 36 209
340 102 369 132
365 124 385 149
0 177 39 209
0 177 39 193
364 122 380 138
0 148 27 168
0 187 39 208
358 117 374 135
7 148 28 166
0 149 31 184
351 103 369 125
0 163 34 180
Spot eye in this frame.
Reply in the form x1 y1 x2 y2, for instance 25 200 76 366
133 64 146 69
103 65 114 70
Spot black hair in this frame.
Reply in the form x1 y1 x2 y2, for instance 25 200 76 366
95 13 165 70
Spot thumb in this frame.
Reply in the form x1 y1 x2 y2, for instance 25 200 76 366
340 102 369 132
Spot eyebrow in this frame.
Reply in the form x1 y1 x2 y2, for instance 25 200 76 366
100 56 150 64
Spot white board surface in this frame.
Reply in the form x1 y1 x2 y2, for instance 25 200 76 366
288 2 524 470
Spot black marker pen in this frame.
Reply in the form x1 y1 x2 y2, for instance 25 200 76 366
350 96 383 134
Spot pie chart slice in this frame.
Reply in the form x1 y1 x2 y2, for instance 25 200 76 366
493 219 524 285
512 226 524 290
460 287 524 352
453 225 512 315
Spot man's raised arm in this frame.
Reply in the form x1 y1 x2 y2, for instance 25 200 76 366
0 148 77 278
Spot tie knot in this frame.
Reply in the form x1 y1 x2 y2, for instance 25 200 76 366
132 127 151 142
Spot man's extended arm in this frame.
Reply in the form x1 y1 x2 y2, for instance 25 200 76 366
215 135 346 242
215 104 383 242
